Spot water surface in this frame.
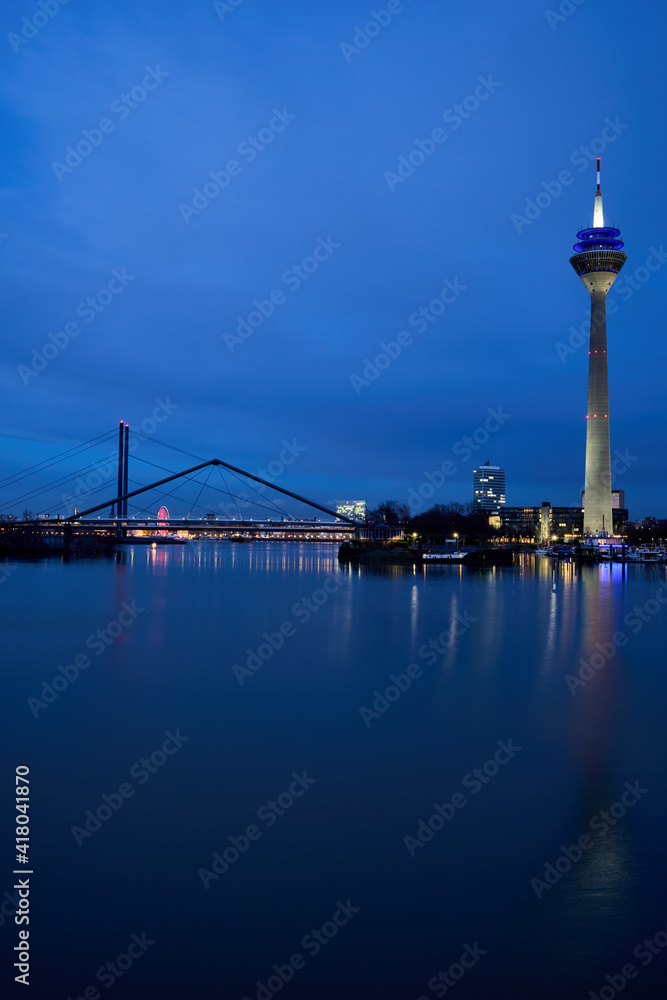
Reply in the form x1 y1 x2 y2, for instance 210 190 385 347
3 544 666 999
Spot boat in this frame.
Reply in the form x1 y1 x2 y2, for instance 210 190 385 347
626 545 666 564
421 551 468 562
116 534 188 545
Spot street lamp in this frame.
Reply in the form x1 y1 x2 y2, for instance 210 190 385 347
453 532 459 553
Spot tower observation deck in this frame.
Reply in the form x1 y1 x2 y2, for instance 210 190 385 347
569 159 627 537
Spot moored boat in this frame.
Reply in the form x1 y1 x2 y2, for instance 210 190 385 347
625 545 666 564
116 534 188 545
421 551 468 562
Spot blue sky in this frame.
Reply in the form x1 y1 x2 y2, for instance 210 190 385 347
1 0 665 519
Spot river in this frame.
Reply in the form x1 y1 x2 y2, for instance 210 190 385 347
3 543 666 999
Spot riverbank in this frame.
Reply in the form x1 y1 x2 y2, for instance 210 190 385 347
337 542 517 566
0 525 116 558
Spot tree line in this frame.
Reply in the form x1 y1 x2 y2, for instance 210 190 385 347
368 501 499 544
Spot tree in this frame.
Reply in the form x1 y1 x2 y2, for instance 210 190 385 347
410 503 498 545
368 500 411 527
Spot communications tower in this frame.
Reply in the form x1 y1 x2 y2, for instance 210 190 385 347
570 159 627 536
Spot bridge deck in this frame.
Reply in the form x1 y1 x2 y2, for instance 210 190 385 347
8 519 356 538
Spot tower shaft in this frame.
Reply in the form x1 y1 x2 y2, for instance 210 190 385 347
583 282 612 535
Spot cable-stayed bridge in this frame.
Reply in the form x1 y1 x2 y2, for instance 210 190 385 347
0 424 365 544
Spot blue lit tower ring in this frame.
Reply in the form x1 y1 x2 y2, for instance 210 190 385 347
571 226 626 292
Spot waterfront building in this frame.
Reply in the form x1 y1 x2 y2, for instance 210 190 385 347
498 504 628 542
570 159 627 536
473 462 506 511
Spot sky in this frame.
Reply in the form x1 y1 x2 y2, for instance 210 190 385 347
1 0 666 520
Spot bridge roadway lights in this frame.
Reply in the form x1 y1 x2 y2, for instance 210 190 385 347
53 520 356 540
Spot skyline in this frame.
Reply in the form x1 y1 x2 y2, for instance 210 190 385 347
4 8 667 998
1 0 666 518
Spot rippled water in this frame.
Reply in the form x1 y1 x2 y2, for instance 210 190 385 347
3 544 666 999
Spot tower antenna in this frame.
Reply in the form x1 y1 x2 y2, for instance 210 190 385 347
593 157 604 228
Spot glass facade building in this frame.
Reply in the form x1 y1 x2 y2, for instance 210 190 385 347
336 501 367 522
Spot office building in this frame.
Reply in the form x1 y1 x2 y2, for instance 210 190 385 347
498 504 628 541
473 462 506 511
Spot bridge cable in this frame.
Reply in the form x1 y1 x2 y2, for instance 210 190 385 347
34 478 132 517
132 457 241 511
187 467 214 519
124 477 220 518
215 465 242 519
0 430 116 490
142 436 204 463
1 455 124 513
219 465 297 521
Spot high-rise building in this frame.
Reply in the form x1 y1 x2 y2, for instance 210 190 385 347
570 159 627 536
336 500 367 522
473 462 506 511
